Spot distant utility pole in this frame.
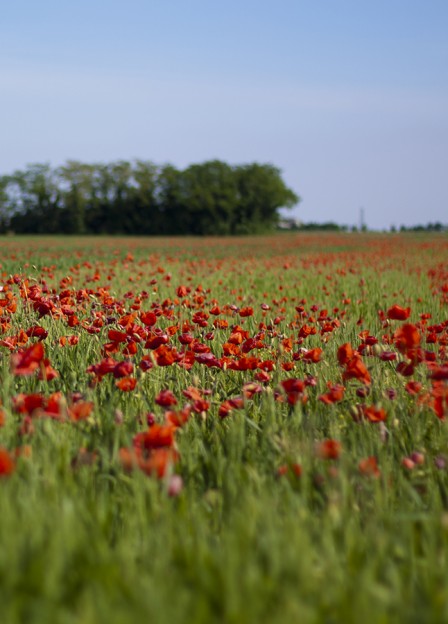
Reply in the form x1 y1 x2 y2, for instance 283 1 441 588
359 207 366 231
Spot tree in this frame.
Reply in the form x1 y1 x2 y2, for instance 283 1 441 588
234 163 299 233
177 161 239 235
9 164 60 233
57 161 95 233
0 159 300 235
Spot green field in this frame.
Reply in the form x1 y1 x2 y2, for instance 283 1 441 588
0 232 447 623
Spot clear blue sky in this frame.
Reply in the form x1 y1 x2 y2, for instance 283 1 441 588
1 0 447 229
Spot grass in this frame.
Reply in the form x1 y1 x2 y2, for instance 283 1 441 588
0 232 447 623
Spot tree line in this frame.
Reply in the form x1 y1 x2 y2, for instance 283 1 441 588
0 160 299 235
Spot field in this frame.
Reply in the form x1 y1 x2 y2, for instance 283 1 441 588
0 232 447 624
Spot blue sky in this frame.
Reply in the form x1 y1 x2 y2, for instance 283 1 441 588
1 0 447 229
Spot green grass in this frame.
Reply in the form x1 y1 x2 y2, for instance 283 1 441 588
0 232 447 623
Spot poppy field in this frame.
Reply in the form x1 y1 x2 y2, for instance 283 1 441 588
0 232 447 624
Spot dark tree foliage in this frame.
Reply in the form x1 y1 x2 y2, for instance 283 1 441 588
0 160 299 235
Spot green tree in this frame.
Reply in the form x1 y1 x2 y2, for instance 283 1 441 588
178 161 239 235
234 163 299 233
57 161 95 233
0 159 300 235
9 164 61 233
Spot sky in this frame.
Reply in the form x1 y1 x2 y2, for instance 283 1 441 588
1 0 447 230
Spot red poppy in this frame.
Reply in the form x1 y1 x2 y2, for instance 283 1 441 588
430 381 447 420
139 448 178 478
428 365 448 381
361 405 387 423
140 311 158 327
113 360 134 378
11 342 45 376
37 359 59 381
393 324 421 353
0 448 15 476
155 389 177 407
115 377 137 391
358 456 380 478
396 361 415 377
342 355 371 385
281 378 307 406
405 381 422 395
315 439 342 460
319 383 345 404
277 463 302 478
12 393 46 415
298 324 317 339
182 386 203 401
134 423 176 450
387 305 411 321
26 325 48 340
108 329 128 343
165 405 192 427
68 401 94 422
337 343 354 366
379 351 397 361
301 347 323 363
145 333 169 349
218 396 244 418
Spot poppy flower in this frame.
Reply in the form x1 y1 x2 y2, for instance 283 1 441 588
27 325 49 340
107 329 128 343
393 324 421 353
155 389 177 407
11 342 45 376
140 311 158 327
428 365 448 380
301 347 323 363
430 381 447 420
112 360 133 378
68 401 94 422
280 378 307 406
379 351 397 361
315 439 342 460
319 384 345 404
145 333 169 349
0 448 15 476
139 448 178 478
182 386 203 401
115 377 137 391
37 358 59 381
218 396 244 418
176 285 188 298
242 382 263 399
396 361 415 377
277 463 302 478
165 405 192 427
298 325 317 339
387 305 411 321
342 355 371 385
12 393 46 415
134 423 176 450
153 345 179 366
358 456 380 478
361 405 387 423
405 381 422 395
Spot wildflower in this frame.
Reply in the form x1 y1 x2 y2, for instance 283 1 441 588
358 456 380 478
387 305 411 321
315 439 342 460
0 448 15 476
